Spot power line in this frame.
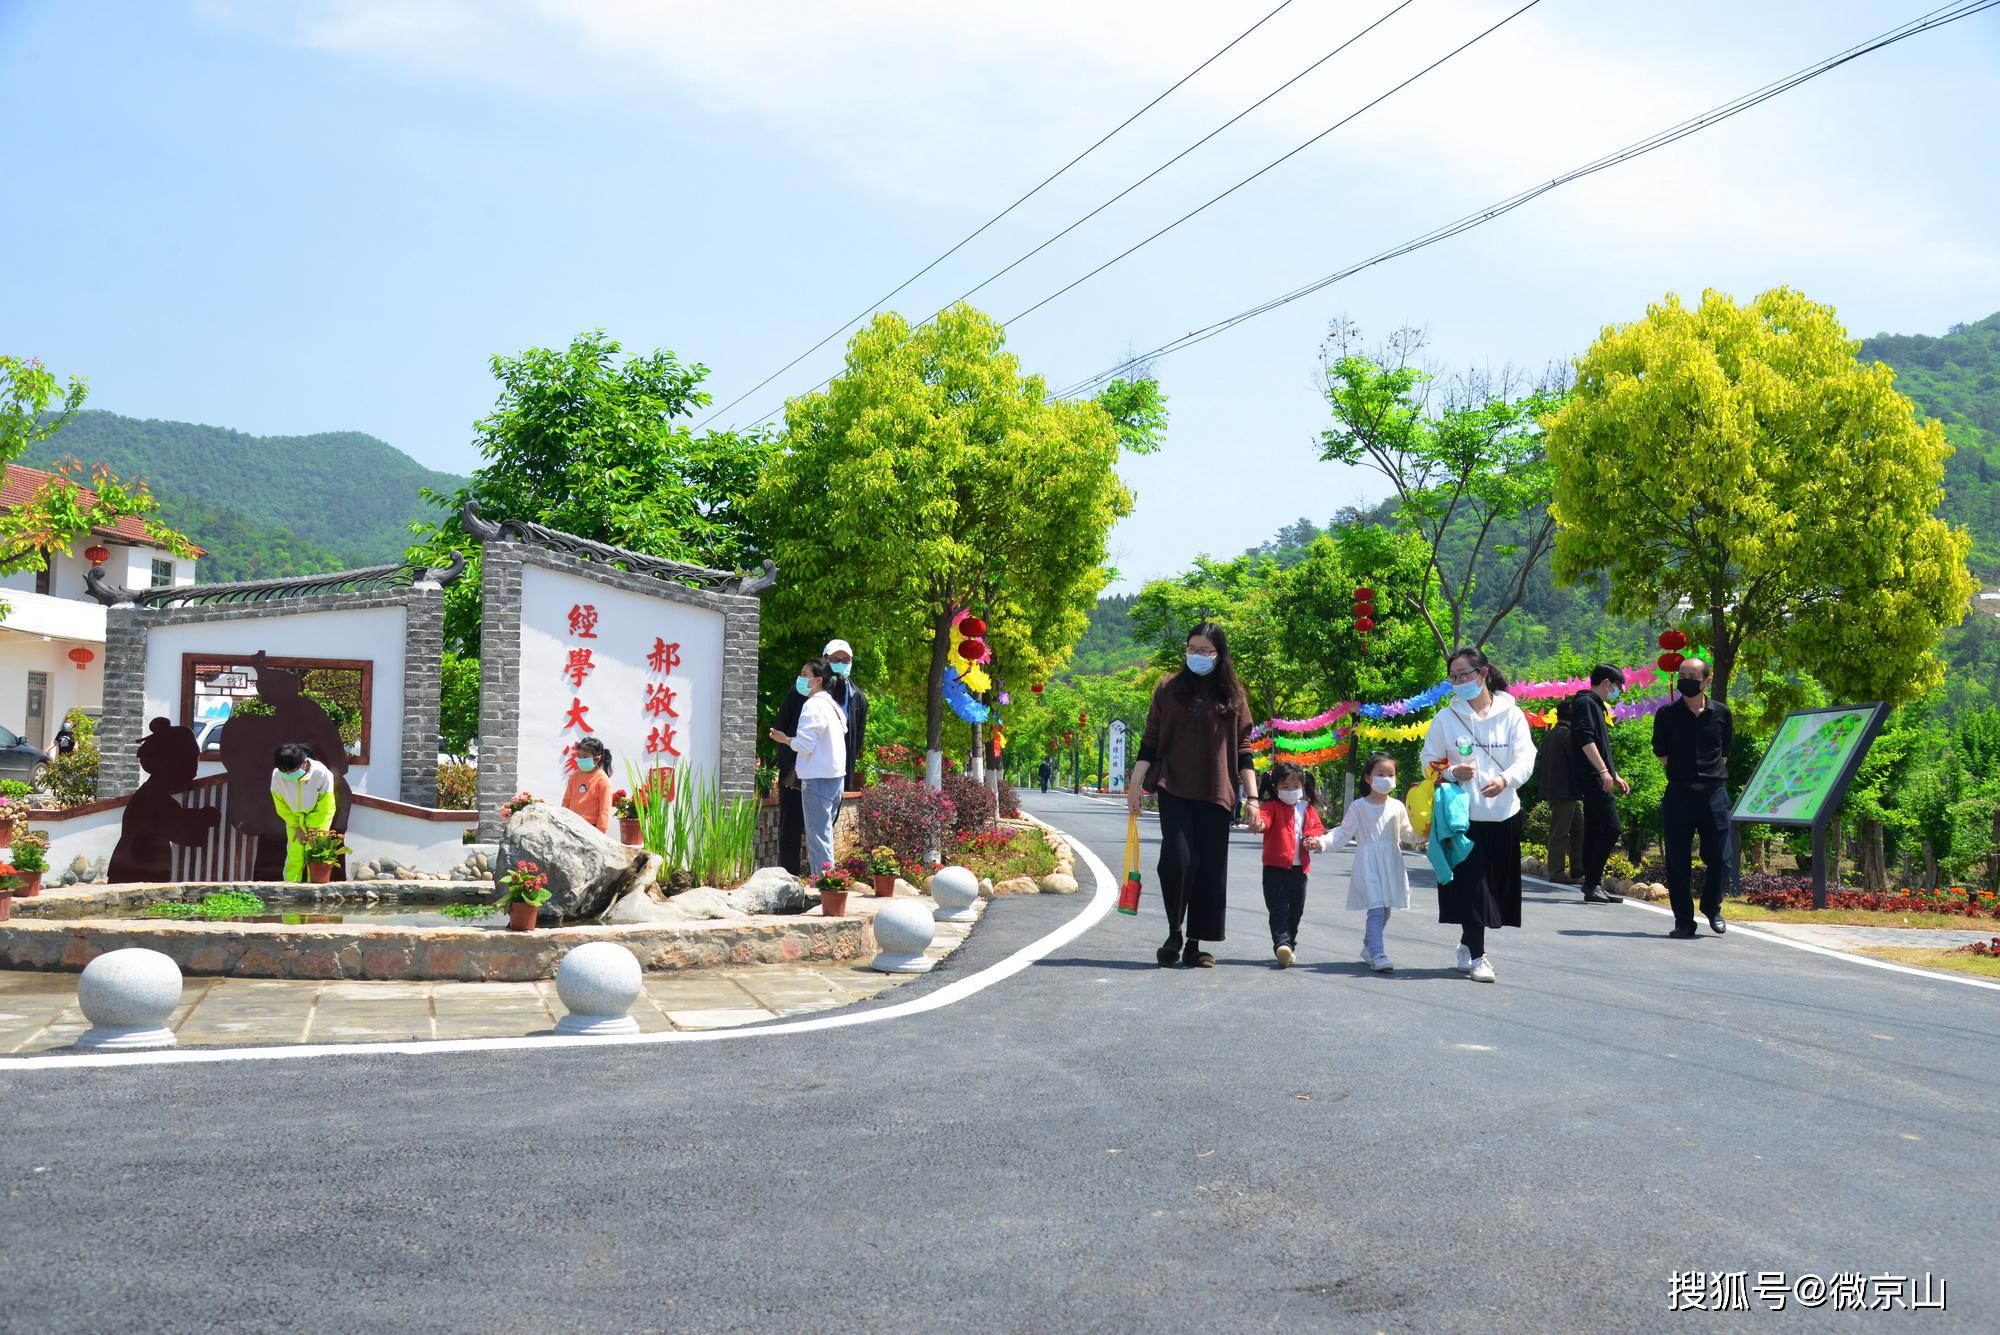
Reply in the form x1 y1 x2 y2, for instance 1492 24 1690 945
692 0 1302 430
736 0 1537 430
1050 0 2000 402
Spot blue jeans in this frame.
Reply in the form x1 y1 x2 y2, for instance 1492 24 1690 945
1364 906 1391 957
801 777 844 878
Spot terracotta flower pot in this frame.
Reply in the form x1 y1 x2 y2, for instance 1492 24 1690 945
819 889 848 918
619 817 643 846
871 874 895 898
17 870 41 897
506 900 539 931
306 861 335 885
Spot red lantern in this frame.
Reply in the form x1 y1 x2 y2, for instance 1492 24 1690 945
958 638 987 662
67 646 95 670
1079 712 1088 726
1355 588 1376 601
1658 651 1684 672
959 617 987 638
1353 602 1375 620
1353 617 1376 634
1658 630 1688 652
1032 682 1044 694
84 544 111 567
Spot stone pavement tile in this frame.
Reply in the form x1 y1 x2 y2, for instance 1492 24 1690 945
0 971 77 998
3 1001 81 1053
810 965 902 996
307 998 435 1044
641 975 759 1010
319 981 434 1001
175 980 322 1045
724 969 845 1009
664 1006 779 1030
433 982 554 1039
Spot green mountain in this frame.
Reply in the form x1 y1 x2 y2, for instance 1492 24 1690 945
1860 311 2000 578
27 410 467 580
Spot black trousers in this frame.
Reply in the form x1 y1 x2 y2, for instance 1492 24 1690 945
1578 784 1622 887
778 784 805 876
1663 783 1736 927
1440 815 1523 957
1157 790 1232 942
1262 865 1307 948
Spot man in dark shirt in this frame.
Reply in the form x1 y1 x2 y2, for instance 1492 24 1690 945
1652 657 1737 938
1538 698 1582 884
1569 666 1631 904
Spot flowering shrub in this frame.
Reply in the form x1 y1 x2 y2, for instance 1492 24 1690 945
499 860 551 907
941 773 997 840
1956 937 2000 957
611 788 640 820
436 761 477 811
858 776 955 865
11 829 48 874
1602 853 1638 882
41 740 99 808
997 779 1021 819
811 861 850 895
957 827 1017 856
872 743 919 780
0 862 19 893
1741 883 2000 920
501 792 541 820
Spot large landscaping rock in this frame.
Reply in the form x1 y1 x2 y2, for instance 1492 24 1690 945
1037 873 1079 895
725 867 811 916
657 888 749 923
498 803 663 924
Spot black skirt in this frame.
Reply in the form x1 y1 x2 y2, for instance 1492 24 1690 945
1437 813 1524 930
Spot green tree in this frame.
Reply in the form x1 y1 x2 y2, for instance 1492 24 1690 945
1273 524 1451 708
752 305 1136 768
1317 323 1567 658
407 330 779 656
1545 287 1978 715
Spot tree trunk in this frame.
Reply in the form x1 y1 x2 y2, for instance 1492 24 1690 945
1922 838 1938 892
1708 616 1736 705
1858 818 1887 893
924 605 953 789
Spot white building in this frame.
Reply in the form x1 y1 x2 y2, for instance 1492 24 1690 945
0 463 200 748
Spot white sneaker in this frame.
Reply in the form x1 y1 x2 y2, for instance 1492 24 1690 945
1469 955 1496 983
1275 945 1294 969
1455 944 1473 974
1369 954 1394 973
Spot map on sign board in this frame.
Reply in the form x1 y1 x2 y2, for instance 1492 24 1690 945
1731 703 1885 826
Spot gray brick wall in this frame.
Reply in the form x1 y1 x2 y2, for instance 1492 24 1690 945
96 588 448 804
474 541 766 840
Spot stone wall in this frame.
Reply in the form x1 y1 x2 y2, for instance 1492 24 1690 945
752 794 862 870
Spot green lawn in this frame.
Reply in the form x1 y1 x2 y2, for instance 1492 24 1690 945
1720 901 2000 932
1857 946 2000 980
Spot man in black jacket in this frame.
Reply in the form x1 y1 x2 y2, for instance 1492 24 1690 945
772 638 869 875
1570 665 1631 904
1538 698 1582 884
1653 657 1736 938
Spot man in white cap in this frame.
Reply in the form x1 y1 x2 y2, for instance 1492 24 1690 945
771 638 869 874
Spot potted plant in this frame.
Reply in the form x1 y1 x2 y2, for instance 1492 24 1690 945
498 860 552 931
299 829 351 885
813 862 850 918
11 829 48 897
0 862 16 921
612 789 643 846
865 845 899 897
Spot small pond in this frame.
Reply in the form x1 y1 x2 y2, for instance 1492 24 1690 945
22 892 504 930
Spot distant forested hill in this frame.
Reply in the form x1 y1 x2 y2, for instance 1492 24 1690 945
27 410 467 576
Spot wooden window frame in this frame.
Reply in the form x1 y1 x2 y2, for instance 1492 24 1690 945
179 653 375 766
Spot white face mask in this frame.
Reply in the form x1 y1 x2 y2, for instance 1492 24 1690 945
1277 788 1304 806
1370 774 1395 795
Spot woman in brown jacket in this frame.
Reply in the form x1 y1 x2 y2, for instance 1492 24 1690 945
1125 623 1263 967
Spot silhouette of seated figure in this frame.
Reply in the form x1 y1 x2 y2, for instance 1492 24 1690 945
108 719 222 884
217 652 352 880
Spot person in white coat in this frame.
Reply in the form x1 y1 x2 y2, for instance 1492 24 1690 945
1419 646 1535 983
769 658 848 878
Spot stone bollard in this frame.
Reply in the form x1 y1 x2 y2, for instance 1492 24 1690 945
76 948 182 1051
931 865 980 924
553 942 643 1037
870 898 937 973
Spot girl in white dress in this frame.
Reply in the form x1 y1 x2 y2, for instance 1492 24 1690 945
1323 751 1416 973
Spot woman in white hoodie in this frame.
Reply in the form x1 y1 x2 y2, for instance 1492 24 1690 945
769 657 848 878
1419 646 1535 983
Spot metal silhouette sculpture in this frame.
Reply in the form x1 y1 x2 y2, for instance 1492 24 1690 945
216 652 353 881
107 719 222 883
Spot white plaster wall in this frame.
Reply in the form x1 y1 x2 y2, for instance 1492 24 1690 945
23 802 123 875
0 640 102 741
347 803 476 873
141 606 407 796
513 565 724 804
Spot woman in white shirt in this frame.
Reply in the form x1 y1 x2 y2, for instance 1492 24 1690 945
769 658 848 879
1419 646 1535 983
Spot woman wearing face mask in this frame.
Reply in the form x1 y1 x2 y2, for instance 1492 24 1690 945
1127 623 1262 968
769 658 848 880
562 736 614 833
270 741 338 883
1419 647 1535 983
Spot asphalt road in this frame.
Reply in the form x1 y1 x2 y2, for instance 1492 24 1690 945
3 790 1994 1333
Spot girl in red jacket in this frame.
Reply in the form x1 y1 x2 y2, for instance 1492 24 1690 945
1260 761 1326 968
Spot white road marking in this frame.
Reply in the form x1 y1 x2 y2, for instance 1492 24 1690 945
0 828 1119 1073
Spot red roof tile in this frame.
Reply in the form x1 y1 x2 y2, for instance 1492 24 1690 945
1 463 206 557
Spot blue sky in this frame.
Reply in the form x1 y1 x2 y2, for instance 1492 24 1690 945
4 0 1996 591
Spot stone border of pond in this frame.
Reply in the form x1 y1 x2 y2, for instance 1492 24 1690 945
0 881 880 981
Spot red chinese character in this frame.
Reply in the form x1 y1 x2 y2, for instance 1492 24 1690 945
647 638 681 674
645 766 677 802
563 647 596 689
644 681 680 718
568 604 599 639
645 724 682 758
561 742 579 773
563 698 593 733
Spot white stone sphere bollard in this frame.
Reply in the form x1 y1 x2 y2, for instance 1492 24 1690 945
869 897 937 973
930 864 980 924
76 948 182 1051
553 942 643 1036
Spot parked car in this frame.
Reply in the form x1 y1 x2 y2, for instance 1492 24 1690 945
0 725 47 783
195 718 227 756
